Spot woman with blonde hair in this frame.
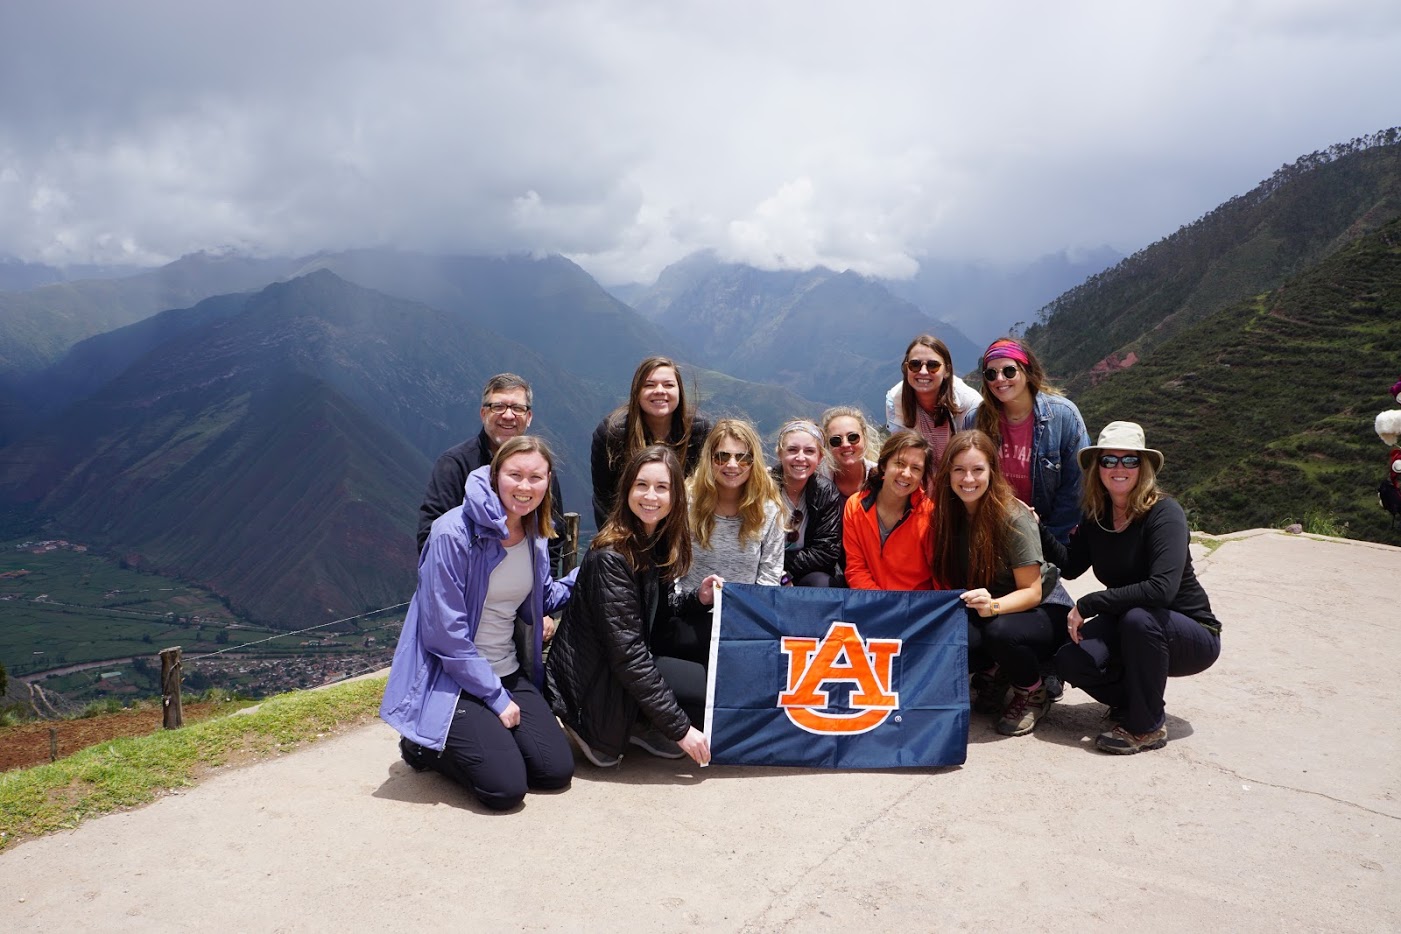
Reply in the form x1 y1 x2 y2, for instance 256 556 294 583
590 356 712 527
771 419 843 587
962 337 1089 543
653 419 784 663
818 405 882 500
930 430 1074 736
1042 421 1221 755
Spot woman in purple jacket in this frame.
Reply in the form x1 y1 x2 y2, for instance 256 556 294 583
381 435 576 810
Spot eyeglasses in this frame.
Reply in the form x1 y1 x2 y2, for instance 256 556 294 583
786 508 803 544
712 450 754 466
982 365 1020 382
1098 454 1142 469
828 432 862 448
484 402 531 416
906 358 943 373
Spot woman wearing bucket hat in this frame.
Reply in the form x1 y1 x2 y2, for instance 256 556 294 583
1040 421 1222 755
962 337 1090 544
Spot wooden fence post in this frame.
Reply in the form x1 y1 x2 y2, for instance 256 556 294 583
562 512 581 574
160 646 183 730
49 727 58 762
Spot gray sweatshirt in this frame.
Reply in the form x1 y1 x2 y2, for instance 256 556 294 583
682 500 785 589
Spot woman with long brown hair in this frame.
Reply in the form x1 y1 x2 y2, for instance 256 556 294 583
548 445 720 768
590 356 712 527
885 334 980 468
962 337 1089 543
930 430 1073 736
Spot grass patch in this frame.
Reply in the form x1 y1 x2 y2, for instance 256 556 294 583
0 675 385 852
1191 535 1226 556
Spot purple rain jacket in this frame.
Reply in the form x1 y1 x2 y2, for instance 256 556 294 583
380 465 576 750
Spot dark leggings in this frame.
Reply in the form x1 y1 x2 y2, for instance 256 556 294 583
428 672 573 811
967 604 1069 687
654 655 708 728
1055 606 1220 734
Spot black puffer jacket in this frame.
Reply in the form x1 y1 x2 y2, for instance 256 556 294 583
589 412 712 528
546 545 703 758
772 467 844 581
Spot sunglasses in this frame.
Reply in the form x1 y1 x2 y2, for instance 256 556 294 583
1098 454 1142 469
712 450 754 466
906 358 943 373
786 508 803 544
982 365 1020 382
828 432 862 448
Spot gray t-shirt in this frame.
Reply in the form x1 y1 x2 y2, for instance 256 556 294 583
953 504 1062 601
477 538 532 678
683 500 786 589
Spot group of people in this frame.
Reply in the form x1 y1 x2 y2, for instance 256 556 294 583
380 337 1222 810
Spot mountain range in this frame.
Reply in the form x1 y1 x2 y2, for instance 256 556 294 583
1 127 1399 638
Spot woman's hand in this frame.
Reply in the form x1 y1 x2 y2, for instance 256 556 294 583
678 726 711 766
542 615 557 642
960 587 995 618
497 700 521 729
1067 606 1086 644
698 574 724 606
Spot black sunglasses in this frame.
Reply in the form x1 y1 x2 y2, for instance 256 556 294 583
786 508 803 544
982 365 1020 382
1098 454 1142 469
906 358 943 373
828 432 862 448
712 450 754 466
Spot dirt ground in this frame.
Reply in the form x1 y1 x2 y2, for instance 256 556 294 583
0 701 239 772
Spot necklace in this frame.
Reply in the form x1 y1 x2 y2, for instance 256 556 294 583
1097 511 1131 533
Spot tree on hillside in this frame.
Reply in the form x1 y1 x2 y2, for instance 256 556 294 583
0 659 8 696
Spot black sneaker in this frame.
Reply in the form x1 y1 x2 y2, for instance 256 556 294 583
970 669 1010 715
628 726 685 759
562 722 620 768
399 737 430 772
1043 671 1065 703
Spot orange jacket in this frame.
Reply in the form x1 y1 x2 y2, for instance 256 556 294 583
843 488 935 591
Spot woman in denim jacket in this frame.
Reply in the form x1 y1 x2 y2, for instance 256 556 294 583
961 338 1089 544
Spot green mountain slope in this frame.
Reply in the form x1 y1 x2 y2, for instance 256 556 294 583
1069 217 1401 545
1025 129 1401 390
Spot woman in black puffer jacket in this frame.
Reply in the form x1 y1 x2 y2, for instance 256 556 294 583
547 445 721 769
770 419 843 587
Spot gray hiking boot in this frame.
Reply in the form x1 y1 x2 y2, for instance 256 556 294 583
997 683 1051 736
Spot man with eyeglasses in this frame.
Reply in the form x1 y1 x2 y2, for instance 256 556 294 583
416 374 566 573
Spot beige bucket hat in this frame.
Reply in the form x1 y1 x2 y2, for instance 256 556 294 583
1078 420 1165 472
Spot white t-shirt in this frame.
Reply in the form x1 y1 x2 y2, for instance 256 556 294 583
476 538 532 678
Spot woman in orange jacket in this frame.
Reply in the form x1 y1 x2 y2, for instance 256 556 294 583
842 431 936 591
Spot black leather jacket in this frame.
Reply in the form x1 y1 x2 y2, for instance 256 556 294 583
772 467 844 581
546 545 703 757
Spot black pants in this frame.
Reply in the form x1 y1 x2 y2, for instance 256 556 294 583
794 571 834 588
1055 606 1220 735
967 604 1069 688
429 672 573 811
653 655 708 727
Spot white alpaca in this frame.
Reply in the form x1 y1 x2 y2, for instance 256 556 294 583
1377 410 1401 447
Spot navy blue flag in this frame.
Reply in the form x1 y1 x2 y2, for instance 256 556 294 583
704 583 969 768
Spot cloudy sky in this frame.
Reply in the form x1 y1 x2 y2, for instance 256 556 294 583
1 0 1398 284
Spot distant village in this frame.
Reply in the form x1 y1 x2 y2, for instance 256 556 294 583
14 538 88 554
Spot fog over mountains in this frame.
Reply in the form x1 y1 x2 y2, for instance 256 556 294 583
1 129 1399 633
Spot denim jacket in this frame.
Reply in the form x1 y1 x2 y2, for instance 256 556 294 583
962 392 1089 543
380 466 576 750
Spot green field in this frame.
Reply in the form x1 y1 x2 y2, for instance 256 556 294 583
1 539 402 704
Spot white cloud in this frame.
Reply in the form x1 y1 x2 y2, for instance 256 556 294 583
0 0 1398 279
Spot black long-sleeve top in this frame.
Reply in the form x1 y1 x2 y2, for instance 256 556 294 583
1040 497 1220 634
589 412 712 529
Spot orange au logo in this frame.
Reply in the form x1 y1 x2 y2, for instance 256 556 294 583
778 621 901 734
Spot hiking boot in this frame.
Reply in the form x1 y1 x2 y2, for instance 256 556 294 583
1095 724 1168 755
628 725 685 759
562 722 620 768
971 669 1010 715
996 683 1051 736
399 737 430 773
